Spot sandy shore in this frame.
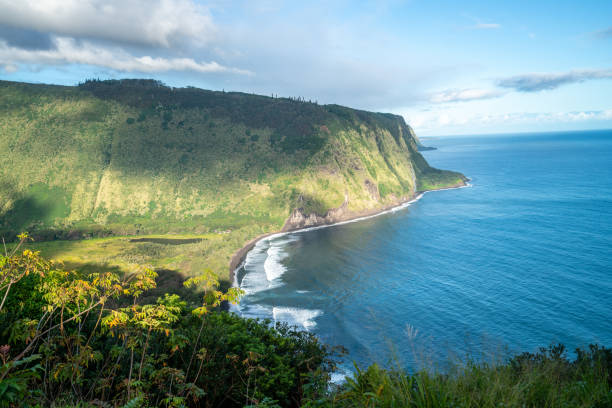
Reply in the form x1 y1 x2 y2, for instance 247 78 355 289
228 180 469 283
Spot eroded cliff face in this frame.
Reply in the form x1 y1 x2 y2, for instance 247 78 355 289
282 194 351 231
0 79 465 240
281 190 419 232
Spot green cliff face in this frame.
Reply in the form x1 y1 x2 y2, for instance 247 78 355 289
0 79 465 281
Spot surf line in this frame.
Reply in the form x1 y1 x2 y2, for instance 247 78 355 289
231 180 472 289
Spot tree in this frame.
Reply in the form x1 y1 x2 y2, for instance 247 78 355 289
0 233 334 407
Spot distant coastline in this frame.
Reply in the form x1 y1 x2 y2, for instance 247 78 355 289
229 179 469 283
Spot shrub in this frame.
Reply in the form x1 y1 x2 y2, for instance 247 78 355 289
0 237 335 407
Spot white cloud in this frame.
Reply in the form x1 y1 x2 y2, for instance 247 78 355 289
405 108 612 133
498 69 612 92
430 88 505 103
462 14 501 30
0 0 215 48
473 23 501 29
0 37 251 75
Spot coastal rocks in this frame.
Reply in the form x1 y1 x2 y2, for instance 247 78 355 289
282 194 350 231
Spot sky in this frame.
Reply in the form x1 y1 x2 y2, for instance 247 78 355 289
0 0 611 136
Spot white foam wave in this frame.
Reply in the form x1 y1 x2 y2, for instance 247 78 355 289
264 244 287 281
231 182 471 322
330 368 352 384
272 307 322 331
232 181 472 290
233 234 301 301
235 303 273 320
231 303 322 332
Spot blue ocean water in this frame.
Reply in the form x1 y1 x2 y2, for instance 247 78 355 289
234 130 612 373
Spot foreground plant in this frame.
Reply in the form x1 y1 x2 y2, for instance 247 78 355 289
333 344 612 408
0 233 334 407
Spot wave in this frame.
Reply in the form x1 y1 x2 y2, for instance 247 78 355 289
272 307 322 331
230 303 322 332
235 235 299 296
232 183 471 329
232 181 472 286
264 244 288 282
330 367 353 384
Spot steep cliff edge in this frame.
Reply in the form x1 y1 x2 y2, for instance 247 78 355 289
0 79 465 281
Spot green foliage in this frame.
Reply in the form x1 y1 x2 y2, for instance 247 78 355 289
417 168 466 191
0 237 335 407
333 344 612 407
0 354 42 407
175 312 335 407
1 235 611 407
377 183 391 199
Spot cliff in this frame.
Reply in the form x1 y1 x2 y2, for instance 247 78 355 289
0 79 466 282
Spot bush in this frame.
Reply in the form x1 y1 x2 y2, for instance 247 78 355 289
175 312 334 407
0 239 335 407
333 344 612 407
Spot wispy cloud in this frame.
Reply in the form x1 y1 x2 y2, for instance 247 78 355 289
462 13 501 30
430 88 505 103
593 26 612 39
0 37 251 75
497 69 612 92
473 22 501 29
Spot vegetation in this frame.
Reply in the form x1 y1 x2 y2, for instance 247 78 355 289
333 344 612 407
1 241 610 407
5 79 605 406
0 234 336 407
4 77 607 407
0 79 464 286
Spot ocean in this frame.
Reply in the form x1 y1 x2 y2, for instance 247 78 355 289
232 130 612 375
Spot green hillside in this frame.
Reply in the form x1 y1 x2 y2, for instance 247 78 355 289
0 79 465 284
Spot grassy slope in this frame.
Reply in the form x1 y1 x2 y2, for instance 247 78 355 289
0 79 465 284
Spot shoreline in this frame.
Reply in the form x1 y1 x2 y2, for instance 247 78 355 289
228 179 470 284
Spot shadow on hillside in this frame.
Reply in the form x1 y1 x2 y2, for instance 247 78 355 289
0 181 52 241
144 268 204 305
77 79 330 175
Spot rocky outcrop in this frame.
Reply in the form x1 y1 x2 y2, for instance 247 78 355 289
281 194 350 231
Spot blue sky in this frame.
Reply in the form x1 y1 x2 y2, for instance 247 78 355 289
0 0 610 136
